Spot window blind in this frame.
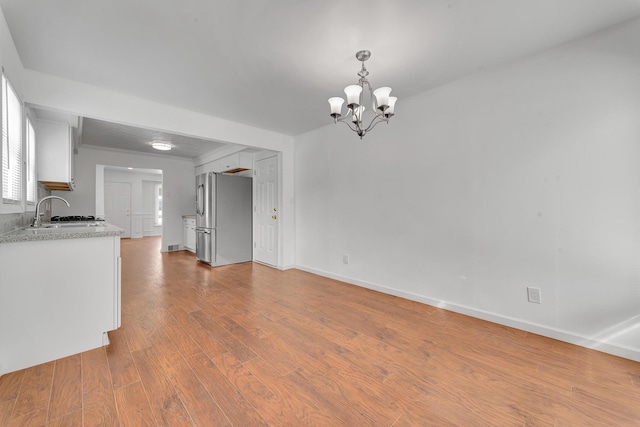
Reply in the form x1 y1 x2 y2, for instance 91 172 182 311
26 117 36 204
2 74 23 204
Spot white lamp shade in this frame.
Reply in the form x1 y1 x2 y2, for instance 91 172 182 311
328 97 344 117
344 85 362 107
352 105 365 123
386 96 398 116
373 87 392 110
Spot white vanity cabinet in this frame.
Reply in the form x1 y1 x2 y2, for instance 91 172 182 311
183 216 196 252
0 234 121 375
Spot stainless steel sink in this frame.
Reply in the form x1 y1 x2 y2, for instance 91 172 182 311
6 223 105 235
42 222 102 228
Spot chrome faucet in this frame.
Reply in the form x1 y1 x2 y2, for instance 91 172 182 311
32 196 70 227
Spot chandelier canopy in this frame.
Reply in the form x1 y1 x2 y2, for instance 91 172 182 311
328 50 397 139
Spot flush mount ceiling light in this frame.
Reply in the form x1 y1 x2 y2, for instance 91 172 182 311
151 142 172 151
328 50 397 139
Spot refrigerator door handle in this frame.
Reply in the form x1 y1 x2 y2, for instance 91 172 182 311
196 184 204 215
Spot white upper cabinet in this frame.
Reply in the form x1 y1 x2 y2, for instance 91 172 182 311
36 120 75 191
211 152 252 174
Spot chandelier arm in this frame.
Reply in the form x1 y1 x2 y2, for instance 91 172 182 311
336 115 361 133
338 119 360 134
363 114 388 134
363 109 387 130
336 111 366 134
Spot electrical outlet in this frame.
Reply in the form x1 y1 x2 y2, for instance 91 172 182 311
527 287 541 304
343 254 350 264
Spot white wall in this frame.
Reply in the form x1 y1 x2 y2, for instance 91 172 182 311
295 18 640 361
53 146 194 251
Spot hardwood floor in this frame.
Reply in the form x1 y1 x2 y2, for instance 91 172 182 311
1 235 639 426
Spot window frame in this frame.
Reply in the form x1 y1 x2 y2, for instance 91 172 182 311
25 112 37 209
0 72 25 214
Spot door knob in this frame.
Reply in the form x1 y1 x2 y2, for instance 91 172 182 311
272 215 277 219
273 208 277 212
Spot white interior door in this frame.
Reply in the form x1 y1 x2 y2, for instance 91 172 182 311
105 181 131 238
254 155 279 266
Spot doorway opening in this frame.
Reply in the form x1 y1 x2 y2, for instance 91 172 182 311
96 165 163 239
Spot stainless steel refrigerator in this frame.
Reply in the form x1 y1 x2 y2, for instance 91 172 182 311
195 172 252 266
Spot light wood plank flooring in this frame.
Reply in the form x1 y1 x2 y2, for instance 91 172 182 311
1 236 639 426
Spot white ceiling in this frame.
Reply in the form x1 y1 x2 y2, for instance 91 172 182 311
3 0 640 141
80 117 229 159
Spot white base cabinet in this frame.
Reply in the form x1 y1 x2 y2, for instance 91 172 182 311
0 236 121 375
183 217 196 252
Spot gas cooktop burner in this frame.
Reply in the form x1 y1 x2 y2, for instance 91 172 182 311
50 215 104 222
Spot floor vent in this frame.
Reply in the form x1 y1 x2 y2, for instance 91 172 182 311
168 244 180 251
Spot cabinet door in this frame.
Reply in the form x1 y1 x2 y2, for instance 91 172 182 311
216 154 239 172
187 226 196 251
183 220 196 251
212 152 252 173
37 120 73 184
183 221 191 250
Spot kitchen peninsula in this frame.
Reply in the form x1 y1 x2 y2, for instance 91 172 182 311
0 223 123 375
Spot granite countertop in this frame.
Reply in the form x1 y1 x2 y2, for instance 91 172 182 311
0 222 124 244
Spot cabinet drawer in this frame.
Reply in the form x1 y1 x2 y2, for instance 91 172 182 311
184 218 195 226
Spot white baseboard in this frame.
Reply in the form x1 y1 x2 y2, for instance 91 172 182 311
295 264 640 362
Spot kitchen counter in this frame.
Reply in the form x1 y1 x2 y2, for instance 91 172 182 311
182 214 195 219
0 222 124 244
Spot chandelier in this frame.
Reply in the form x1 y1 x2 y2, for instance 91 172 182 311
328 50 397 139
